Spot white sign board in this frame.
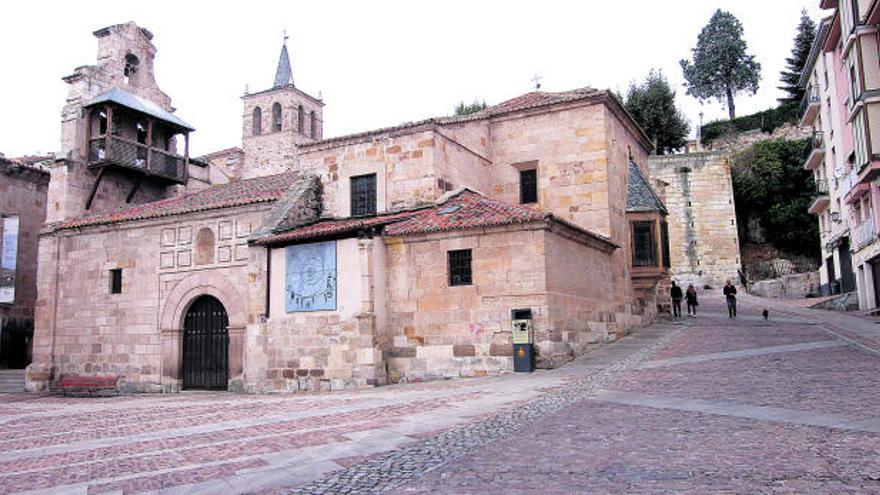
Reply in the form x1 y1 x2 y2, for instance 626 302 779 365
0 216 19 304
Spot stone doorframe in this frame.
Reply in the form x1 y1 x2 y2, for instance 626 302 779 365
159 272 246 392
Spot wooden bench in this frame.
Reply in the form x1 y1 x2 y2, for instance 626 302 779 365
58 375 119 397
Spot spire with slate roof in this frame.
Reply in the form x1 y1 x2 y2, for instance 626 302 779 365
273 31 293 88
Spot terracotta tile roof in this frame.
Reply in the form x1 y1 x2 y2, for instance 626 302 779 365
54 171 298 231
469 87 602 118
254 209 426 246
383 190 546 236
298 87 607 150
255 188 617 251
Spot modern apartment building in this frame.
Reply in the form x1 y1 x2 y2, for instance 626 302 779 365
801 13 856 297
807 0 880 309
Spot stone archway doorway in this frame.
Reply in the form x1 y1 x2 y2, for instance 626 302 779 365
182 295 229 390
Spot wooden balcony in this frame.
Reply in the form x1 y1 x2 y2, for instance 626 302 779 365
88 136 187 184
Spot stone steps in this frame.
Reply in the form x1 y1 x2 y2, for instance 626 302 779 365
0 369 26 393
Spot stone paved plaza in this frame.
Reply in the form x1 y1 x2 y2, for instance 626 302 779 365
5 293 880 493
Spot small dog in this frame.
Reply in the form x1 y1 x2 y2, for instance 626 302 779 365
762 308 769 320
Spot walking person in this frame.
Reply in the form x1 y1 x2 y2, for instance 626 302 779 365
723 280 738 318
686 284 698 317
670 280 683 318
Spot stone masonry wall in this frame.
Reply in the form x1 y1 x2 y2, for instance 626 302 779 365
544 230 637 365
383 226 547 380
255 238 384 393
27 204 270 392
648 152 741 287
298 129 441 217
0 162 48 322
242 86 323 179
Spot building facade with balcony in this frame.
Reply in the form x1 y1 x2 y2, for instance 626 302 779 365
807 0 880 309
27 22 670 394
802 13 856 296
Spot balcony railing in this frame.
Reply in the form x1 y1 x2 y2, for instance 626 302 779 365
815 178 829 194
853 219 877 251
803 131 826 170
799 85 821 125
88 136 186 183
843 168 860 197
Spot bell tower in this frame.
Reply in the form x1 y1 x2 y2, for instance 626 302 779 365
241 35 324 179
49 22 196 223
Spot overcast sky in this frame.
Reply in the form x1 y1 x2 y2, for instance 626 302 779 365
1 0 822 158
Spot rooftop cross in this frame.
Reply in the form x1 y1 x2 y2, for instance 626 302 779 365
531 74 543 90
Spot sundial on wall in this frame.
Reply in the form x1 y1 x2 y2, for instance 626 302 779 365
285 240 337 312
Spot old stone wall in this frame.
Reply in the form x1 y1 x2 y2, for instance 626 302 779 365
298 129 441 216
255 238 383 392
242 86 323 179
383 226 546 380
648 152 741 287
27 204 269 392
488 105 615 237
749 271 821 299
0 161 49 322
544 230 638 365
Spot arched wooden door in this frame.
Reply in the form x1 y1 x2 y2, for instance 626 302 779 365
182 295 229 390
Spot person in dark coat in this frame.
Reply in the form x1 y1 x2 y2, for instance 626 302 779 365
686 284 698 317
723 280 738 318
670 281 683 318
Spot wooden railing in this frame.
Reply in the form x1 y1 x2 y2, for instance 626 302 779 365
88 136 186 183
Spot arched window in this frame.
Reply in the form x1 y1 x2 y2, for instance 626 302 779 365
297 105 305 134
123 54 139 84
195 227 215 265
252 107 262 136
272 102 282 132
310 111 317 139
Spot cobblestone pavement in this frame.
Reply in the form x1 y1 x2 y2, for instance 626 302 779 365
6 293 880 494
0 321 673 495
393 294 880 494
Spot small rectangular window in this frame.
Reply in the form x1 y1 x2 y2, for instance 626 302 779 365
350 174 377 217
519 169 538 204
448 249 473 286
660 221 671 269
110 269 122 294
631 221 657 267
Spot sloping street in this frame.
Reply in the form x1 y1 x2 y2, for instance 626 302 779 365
2 293 880 493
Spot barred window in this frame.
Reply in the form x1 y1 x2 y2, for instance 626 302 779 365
631 221 656 267
109 269 122 294
660 221 671 269
520 168 537 204
448 249 472 286
350 174 377 217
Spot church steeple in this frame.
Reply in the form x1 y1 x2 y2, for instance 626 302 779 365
273 32 293 88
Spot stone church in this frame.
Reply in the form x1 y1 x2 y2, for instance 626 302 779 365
26 22 670 393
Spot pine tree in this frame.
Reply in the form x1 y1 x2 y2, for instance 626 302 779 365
680 9 762 120
624 70 690 154
778 10 817 105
